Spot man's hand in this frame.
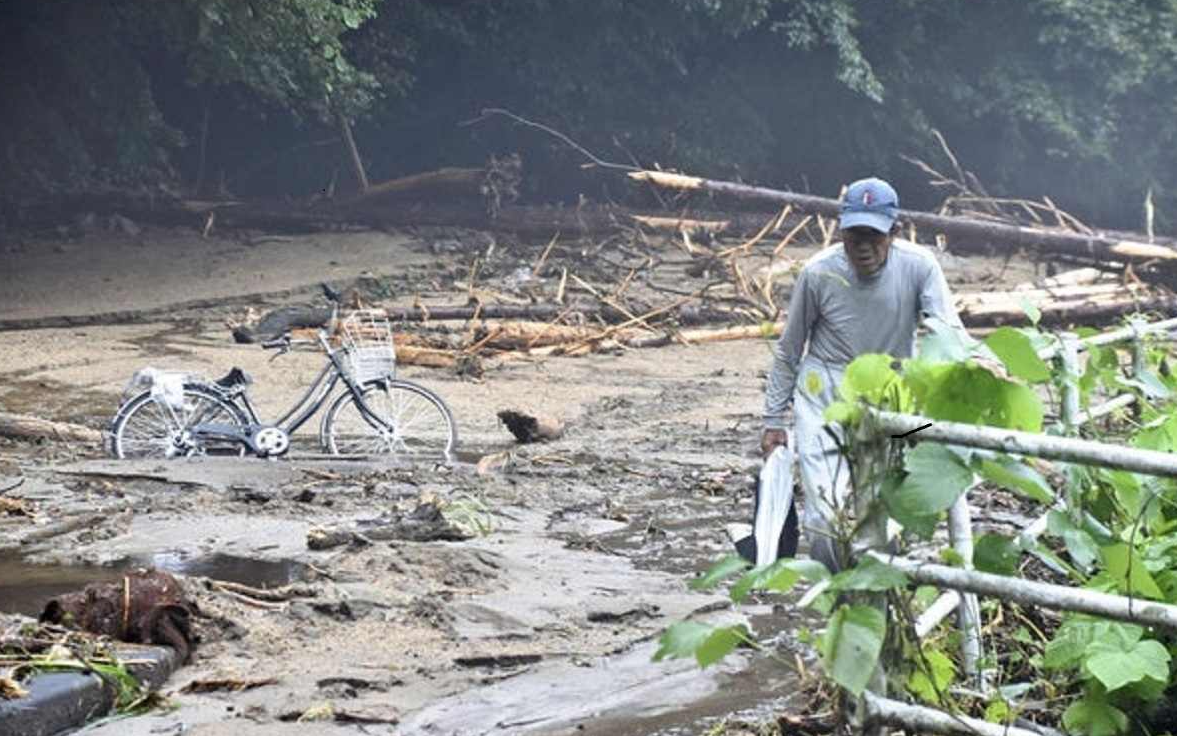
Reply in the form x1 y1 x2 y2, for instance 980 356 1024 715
761 429 788 458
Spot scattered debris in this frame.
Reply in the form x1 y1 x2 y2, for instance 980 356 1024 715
0 412 103 445
179 676 279 694
453 654 542 669
40 569 198 662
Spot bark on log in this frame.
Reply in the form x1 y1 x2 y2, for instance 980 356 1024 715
0 412 103 444
961 292 1177 328
630 214 731 233
1015 267 1109 291
629 170 1177 268
351 167 486 201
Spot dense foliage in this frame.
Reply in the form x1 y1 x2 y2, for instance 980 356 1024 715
5 0 1177 228
660 314 1177 734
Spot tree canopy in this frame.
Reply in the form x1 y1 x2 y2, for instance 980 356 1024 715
3 0 1177 230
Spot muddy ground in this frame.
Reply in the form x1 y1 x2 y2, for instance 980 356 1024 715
0 222 1042 735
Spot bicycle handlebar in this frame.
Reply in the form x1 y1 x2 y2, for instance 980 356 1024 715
321 282 342 304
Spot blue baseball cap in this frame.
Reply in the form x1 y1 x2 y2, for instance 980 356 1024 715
839 177 899 233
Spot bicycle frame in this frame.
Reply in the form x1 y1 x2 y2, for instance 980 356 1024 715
192 331 396 456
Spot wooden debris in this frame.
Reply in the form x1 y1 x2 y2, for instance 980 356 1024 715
0 412 103 444
207 580 317 603
0 497 33 517
629 169 1177 270
180 676 279 694
630 214 730 234
307 527 367 551
475 451 515 475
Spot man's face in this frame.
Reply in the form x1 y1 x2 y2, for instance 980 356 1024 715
842 226 893 277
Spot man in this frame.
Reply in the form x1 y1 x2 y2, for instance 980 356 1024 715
761 177 965 570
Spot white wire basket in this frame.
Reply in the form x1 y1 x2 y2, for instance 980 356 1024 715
338 309 396 383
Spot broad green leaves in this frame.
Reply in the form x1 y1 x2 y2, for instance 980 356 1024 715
821 604 886 696
653 621 750 668
730 558 829 602
1063 698 1130 736
1100 543 1164 600
972 455 1053 503
901 360 1044 432
1085 639 1170 692
908 647 955 703
984 327 1052 383
883 443 972 535
689 555 750 591
973 533 1021 575
828 557 908 593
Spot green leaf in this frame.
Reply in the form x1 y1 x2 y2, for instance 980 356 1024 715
689 554 751 591
652 621 749 668
883 443 973 533
984 698 1012 724
990 381 1045 432
984 327 1052 382
821 604 886 696
840 354 898 404
1048 512 1101 571
974 533 1021 575
907 647 955 704
973 455 1053 503
653 621 711 662
729 558 828 602
1085 638 1170 692
1101 543 1164 599
919 315 970 363
829 556 909 592
1063 698 1129 736
696 624 750 667
919 363 1043 431
823 400 862 425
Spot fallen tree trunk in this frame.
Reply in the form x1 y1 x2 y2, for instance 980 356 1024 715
961 292 1177 327
0 412 103 444
629 170 1177 269
181 200 791 239
352 167 485 201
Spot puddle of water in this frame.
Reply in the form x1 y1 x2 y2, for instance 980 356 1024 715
0 552 306 617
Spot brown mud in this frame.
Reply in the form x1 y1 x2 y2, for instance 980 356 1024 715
0 224 1044 734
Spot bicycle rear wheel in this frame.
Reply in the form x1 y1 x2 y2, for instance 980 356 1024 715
322 380 457 460
110 384 249 459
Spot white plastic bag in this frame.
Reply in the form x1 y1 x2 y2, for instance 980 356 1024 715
754 445 796 567
127 367 188 411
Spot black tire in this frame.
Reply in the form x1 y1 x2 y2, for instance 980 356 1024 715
321 380 457 460
109 383 249 459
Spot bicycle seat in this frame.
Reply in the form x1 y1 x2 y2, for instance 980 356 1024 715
215 367 252 390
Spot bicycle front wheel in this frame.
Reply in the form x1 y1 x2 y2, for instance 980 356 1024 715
110 384 249 459
322 380 457 460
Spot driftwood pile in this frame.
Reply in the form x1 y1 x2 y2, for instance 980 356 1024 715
215 164 1177 373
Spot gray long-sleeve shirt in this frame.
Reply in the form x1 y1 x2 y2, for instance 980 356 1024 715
763 239 964 429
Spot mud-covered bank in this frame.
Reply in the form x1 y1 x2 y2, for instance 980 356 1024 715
0 225 1046 734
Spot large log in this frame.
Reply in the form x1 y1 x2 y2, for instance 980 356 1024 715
629 170 1177 268
352 167 485 201
0 412 103 444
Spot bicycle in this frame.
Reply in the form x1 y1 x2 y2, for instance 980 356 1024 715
108 285 457 462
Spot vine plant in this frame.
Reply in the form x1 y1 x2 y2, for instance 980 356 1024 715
654 315 1177 735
